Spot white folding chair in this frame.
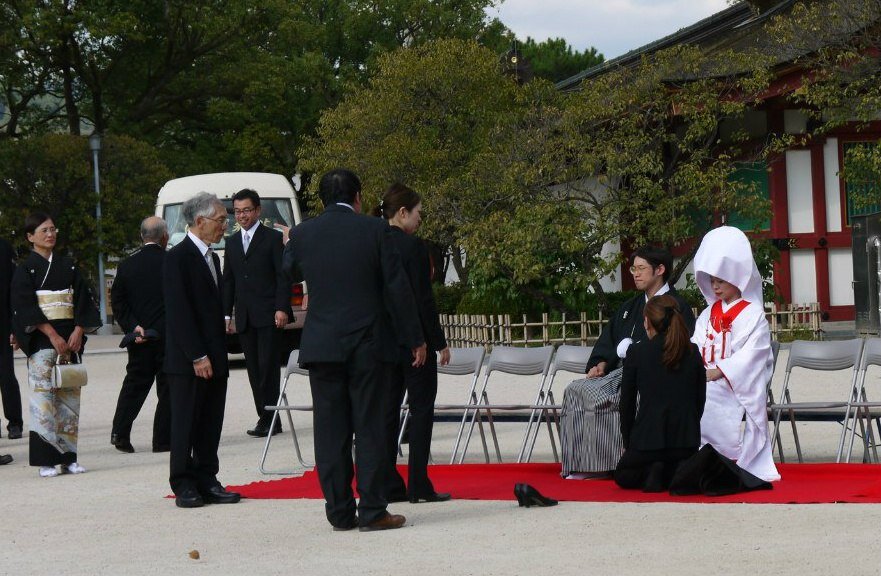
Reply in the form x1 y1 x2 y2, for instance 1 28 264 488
458 345 555 464
842 338 881 463
766 340 784 461
518 345 592 463
258 349 313 474
769 338 865 463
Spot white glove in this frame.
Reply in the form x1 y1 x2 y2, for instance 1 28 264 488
616 337 634 359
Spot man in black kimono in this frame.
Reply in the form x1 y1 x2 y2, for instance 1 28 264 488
586 246 696 376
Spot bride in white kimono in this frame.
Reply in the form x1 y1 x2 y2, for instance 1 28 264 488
691 226 780 482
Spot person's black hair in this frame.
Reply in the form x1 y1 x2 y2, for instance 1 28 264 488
319 169 361 206
24 211 53 236
372 183 421 219
644 295 689 370
232 188 261 207
632 246 673 283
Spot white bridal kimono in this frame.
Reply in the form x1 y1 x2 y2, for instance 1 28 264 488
691 226 780 482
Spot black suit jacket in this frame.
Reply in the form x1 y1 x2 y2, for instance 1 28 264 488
282 204 423 365
111 243 166 337
619 338 706 451
0 238 15 338
222 224 289 332
587 288 696 373
388 226 447 355
163 235 229 378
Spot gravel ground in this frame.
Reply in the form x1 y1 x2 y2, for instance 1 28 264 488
1 336 880 576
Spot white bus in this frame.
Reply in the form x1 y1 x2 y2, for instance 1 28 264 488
155 172 306 351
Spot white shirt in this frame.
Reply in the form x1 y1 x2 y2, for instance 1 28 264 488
187 231 211 259
645 282 670 302
335 202 354 211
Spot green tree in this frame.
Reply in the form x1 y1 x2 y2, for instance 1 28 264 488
518 37 604 83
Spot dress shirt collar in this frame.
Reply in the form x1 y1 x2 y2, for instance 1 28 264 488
187 231 211 257
335 202 354 211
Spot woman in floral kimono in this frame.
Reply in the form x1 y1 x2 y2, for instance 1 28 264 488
691 226 780 482
11 212 101 477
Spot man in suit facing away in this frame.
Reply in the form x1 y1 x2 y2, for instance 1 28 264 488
0 237 23 441
164 192 240 508
222 188 290 438
282 168 426 532
110 216 171 454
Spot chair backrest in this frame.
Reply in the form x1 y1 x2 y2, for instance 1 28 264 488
485 345 555 376
284 349 309 377
438 347 486 376
859 337 881 371
786 339 864 373
550 345 592 376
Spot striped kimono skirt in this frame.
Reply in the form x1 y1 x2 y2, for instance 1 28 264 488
560 367 624 476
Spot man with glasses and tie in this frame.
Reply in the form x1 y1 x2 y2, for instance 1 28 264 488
164 192 240 508
222 188 289 438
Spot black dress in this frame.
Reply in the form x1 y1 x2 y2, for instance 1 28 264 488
614 338 706 490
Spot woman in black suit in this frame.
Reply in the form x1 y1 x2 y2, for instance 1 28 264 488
615 294 706 492
377 183 452 503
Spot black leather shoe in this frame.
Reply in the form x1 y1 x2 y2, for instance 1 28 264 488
175 488 204 508
0 454 12 465
201 485 241 504
7 425 22 440
409 492 451 503
110 434 135 453
246 422 282 438
332 517 359 532
359 513 406 532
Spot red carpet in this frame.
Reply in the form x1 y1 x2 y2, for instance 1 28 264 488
228 463 881 504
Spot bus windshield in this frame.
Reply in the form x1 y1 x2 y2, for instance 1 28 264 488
163 198 294 250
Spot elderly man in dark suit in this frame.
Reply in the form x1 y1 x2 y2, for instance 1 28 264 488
164 192 239 508
109 216 171 454
0 237 20 462
222 188 290 438
282 168 425 532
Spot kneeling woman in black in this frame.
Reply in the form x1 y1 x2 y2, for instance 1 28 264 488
615 294 706 492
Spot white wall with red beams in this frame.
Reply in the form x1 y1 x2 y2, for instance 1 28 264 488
765 109 877 322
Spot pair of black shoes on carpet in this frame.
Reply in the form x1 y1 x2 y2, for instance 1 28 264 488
514 483 558 508
176 486 241 508
246 421 282 438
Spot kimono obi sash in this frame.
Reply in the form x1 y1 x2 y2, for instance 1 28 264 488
36 289 74 321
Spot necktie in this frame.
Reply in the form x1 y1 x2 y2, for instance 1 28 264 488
243 232 250 254
205 248 218 285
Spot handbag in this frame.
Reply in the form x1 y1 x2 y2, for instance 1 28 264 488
51 353 88 389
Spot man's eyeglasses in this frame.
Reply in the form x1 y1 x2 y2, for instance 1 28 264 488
204 215 228 226
233 208 256 216
629 265 652 274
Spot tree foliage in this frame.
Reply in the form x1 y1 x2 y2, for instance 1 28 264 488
0 133 171 276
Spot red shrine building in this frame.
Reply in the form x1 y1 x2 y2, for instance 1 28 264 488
558 0 881 321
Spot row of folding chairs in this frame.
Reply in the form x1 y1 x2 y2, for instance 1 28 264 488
258 345 594 474
769 337 881 464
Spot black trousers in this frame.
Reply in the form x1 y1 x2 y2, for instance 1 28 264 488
614 447 697 491
111 341 170 447
167 373 228 495
309 341 388 528
239 324 281 426
384 353 439 499
0 341 23 430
